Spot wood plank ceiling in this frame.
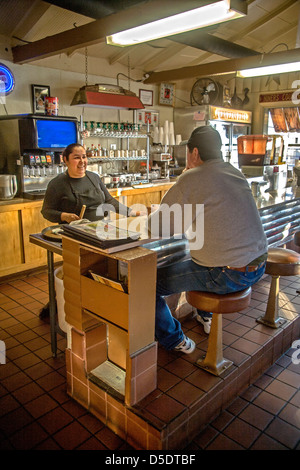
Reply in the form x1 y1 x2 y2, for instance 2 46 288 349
0 0 299 84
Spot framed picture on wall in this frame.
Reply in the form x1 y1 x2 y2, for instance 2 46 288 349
31 84 50 114
139 89 153 107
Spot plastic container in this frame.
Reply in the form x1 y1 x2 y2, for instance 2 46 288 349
45 96 59 116
237 135 271 167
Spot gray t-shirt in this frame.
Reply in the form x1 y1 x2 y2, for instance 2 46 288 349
148 160 267 267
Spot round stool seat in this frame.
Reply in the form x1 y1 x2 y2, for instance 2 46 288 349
186 287 252 376
186 287 252 314
265 248 300 277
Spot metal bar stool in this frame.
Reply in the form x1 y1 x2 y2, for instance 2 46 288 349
186 287 252 376
257 247 300 328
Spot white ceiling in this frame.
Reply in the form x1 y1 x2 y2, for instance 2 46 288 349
1 0 299 83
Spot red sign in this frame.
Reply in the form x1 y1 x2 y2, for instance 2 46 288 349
259 92 293 103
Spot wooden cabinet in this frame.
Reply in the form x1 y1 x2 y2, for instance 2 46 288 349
0 199 57 278
0 210 23 270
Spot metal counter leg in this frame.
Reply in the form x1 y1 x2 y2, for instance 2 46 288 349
47 250 57 357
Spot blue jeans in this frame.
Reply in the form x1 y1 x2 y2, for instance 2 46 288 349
155 258 266 350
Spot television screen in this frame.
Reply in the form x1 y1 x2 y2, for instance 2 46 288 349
36 119 78 149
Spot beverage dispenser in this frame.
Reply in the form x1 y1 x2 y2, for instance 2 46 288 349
237 134 287 192
22 150 65 199
0 114 78 198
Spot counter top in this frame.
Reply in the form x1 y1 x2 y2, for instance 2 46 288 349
254 185 300 210
1 182 300 212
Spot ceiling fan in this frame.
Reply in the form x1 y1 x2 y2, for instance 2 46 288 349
190 77 220 105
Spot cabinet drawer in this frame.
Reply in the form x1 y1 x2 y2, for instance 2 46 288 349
81 275 129 330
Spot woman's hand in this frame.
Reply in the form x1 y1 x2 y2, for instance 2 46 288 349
61 212 80 223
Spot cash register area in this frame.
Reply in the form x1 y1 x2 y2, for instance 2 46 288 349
0 267 299 450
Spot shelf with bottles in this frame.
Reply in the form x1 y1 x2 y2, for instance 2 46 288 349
80 121 149 139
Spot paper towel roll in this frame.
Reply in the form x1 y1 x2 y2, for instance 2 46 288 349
175 134 182 145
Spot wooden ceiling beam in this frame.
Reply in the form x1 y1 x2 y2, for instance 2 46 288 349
11 0 202 63
143 47 300 83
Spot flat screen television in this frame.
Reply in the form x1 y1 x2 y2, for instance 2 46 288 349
36 119 78 149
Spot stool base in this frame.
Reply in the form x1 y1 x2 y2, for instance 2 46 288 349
256 315 286 329
195 314 233 376
256 274 287 329
196 356 233 376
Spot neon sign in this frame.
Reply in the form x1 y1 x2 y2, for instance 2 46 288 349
0 63 15 95
211 106 252 123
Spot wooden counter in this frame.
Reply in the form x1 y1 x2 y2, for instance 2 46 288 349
0 183 173 278
1 182 299 279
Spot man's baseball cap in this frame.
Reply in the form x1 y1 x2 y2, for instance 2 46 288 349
187 125 222 161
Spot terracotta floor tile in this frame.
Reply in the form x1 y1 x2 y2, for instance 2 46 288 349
145 394 185 423
223 417 261 448
157 367 181 392
11 421 48 450
12 382 45 404
0 270 299 450
193 425 219 449
211 410 234 431
24 393 58 418
164 357 196 379
38 407 74 434
265 417 300 449
0 407 33 435
53 421 91 450
239 403 274 430
166 380 204 406
231 337 261 356
95 426 126 450
264 379 297 402
278 403 300 428
206 433 244 450
276 369 300 388
253 391 286 415
250 433 288 450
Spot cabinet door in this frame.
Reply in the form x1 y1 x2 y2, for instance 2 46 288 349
0 210 23 269
21 206 54 264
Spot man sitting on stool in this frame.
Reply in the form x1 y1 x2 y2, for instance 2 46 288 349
148 126 267 354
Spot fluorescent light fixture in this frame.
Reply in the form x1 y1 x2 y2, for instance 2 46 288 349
107 0 246 47
238 62 300 78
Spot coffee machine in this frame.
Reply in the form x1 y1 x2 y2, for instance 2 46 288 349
151 151 172 179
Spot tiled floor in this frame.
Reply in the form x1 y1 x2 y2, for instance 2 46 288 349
0 268 299 450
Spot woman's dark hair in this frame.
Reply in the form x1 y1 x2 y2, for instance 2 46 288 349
63 143 85 160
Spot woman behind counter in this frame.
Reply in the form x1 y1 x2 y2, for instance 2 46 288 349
41 143 132 223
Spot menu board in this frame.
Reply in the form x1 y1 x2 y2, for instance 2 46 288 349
269 108 288 132
283 107 300 132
